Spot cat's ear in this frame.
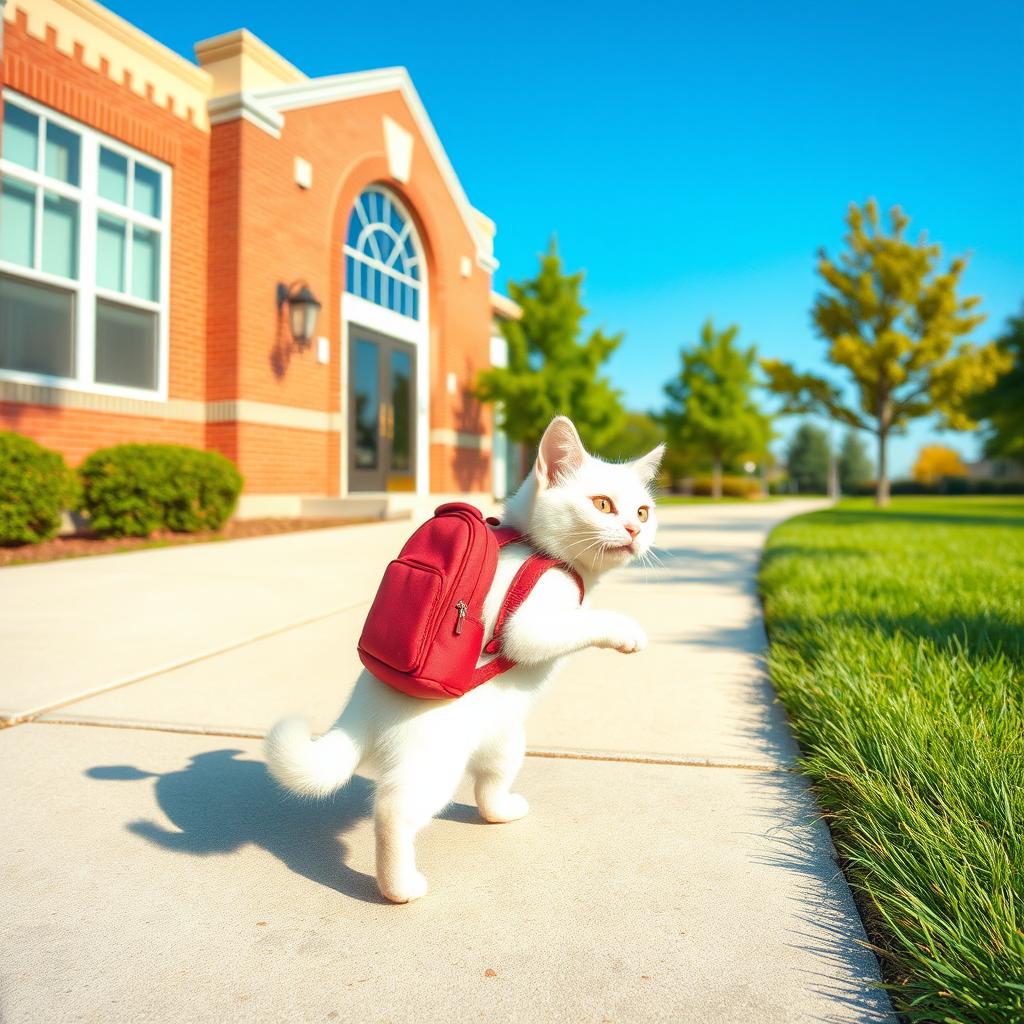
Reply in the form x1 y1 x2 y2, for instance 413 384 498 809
535 416 587 489
631 443 666 487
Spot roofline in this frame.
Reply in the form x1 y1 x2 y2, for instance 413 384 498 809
241 66 498 273
490 291 522 321
194 28 306 85
47 0 211 93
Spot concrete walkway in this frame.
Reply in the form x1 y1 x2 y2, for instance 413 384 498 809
0 500 894 1023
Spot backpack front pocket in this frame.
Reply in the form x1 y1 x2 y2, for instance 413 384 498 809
358 559 443 673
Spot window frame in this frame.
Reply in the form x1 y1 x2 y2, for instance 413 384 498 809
343 185 423 321
0 89 172 400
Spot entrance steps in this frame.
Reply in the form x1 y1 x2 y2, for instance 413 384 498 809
235 492 500 522
299 497 409 521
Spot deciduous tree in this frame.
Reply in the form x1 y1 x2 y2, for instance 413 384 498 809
969 305 1024 463
762 200 1007 505
600 411 665 464
476 240 625 455
912 445 967 485
662 320 772 498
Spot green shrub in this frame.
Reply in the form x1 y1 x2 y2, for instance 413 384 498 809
0 431 78 545
851 477 1024 497
79 444 243 538
691 474 761 498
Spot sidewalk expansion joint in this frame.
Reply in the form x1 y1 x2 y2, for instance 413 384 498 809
32 717 267 740
6 599 371 727
525 745 790 773
25 719 792 773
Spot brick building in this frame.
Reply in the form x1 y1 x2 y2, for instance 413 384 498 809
0 0 520 516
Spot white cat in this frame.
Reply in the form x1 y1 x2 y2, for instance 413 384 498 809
265 416 663 903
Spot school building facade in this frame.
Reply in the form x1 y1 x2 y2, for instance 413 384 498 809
0 0 520 516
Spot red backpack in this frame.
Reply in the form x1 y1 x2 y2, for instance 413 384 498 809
357 502 584 699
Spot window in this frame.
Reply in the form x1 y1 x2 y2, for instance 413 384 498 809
0 92 170 395
344 187 422 319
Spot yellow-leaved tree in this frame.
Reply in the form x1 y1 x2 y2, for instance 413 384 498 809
912 445 967 486
762 200 1009 505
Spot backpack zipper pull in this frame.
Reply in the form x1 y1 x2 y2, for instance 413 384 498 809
455 600 468 635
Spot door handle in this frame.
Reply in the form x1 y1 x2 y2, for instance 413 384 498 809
378 403 393 440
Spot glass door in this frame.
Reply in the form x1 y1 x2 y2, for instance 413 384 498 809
348 329 416 492
387 345 415 492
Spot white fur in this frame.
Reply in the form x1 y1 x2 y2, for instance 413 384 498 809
265 416 663 903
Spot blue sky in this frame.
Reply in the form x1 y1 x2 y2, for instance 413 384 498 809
112 0 1024 474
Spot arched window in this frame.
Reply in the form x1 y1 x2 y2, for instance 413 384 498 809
344 186 423 320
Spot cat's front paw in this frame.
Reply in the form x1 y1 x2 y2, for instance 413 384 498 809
480 792 530 823
594 612 647 654
379 869 429 904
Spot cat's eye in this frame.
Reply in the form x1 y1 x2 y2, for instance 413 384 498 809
591 495 615 514
637 506 650 523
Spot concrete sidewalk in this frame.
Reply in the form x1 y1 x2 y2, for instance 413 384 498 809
0 500 894 1023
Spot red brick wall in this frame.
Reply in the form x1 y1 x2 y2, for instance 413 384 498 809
2 12 496 498
2 13 210 405
213 90 495 494
0 403 202 464
430 444 489 494
230 422 329 494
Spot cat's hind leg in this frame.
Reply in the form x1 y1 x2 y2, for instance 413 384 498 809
470 724 529 824
374 765 462 904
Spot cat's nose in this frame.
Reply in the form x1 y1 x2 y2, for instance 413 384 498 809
624 523 639 539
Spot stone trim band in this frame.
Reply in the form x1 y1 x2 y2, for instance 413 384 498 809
1 380 488 448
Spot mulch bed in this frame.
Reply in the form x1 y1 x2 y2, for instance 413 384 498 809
0 517 376 568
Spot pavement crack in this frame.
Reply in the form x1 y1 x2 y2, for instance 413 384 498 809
7 599 370 726
31 717 265 740
24 720 792 773
524 746 791 772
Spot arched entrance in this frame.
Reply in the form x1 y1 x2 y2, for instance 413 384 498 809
340 185 429 496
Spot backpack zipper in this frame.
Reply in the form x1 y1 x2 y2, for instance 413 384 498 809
454 600 468 635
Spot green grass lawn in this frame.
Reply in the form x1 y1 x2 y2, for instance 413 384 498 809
759 497 1024 1024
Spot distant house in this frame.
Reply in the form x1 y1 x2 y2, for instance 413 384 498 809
0 0 520 516
964 459 1024 483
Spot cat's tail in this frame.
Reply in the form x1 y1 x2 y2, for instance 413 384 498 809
264 717 361 799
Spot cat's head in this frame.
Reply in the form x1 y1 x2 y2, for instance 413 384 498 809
507 416 664 576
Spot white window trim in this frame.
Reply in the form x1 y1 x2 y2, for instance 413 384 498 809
0 89 172 401
344 185 423 321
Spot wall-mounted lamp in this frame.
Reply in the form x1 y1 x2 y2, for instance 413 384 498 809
276 280 322 349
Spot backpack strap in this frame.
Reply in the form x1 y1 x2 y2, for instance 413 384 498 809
490 525 524 549
483 553 584 655
470 530 585 687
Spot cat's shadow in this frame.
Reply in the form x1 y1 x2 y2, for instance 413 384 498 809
86 750 480 905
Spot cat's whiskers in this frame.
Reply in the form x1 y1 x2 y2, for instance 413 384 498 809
634 547 664 584
641 547 666 570
561 530 603 551
560 530 608 556
561 534 610 569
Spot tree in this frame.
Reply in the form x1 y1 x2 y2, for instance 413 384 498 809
600 411 665 463
786 423 830 494
838 430 872 493
969 305 1024 463
913 445 967 485
762 199 1008 506
476 239 626 455
662 320 772 498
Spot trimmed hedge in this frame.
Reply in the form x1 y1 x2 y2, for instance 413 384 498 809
851 477 1024 497
0 432 79 545
690 474 762 498
79 444 243 538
